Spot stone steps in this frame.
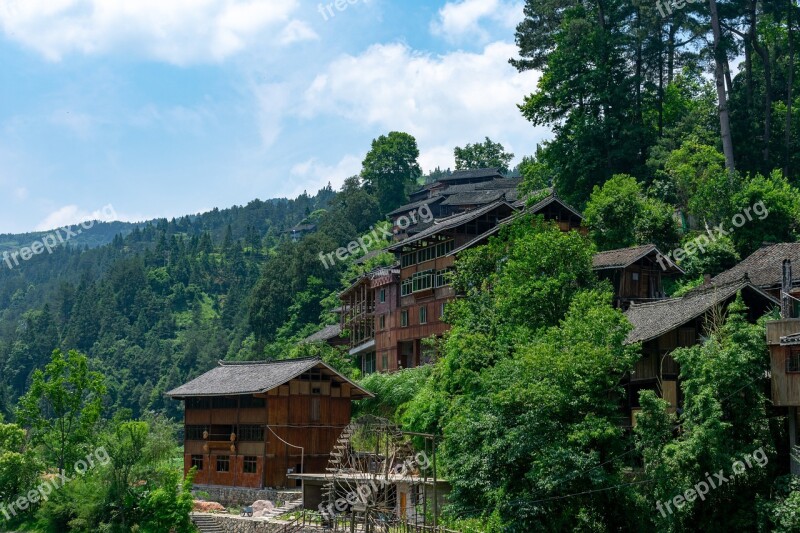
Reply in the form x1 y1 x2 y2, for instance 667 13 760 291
191 514 224 533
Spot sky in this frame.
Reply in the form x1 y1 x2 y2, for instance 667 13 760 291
0 0 551 234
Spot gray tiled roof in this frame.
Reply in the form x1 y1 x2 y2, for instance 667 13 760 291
387 200 516 251
592 244 683 273
302 324 342 343
387 196 444 217
624 279 778 344
440 190 507 206
165 358 373 398
437 168 503 182
781 332 800 346
710 243 800 289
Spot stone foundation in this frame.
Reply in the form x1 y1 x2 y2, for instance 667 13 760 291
192 485 301 507
193 514 320 533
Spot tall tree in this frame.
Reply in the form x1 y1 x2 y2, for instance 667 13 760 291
17 349 106 473
361 132 421 213
453 137 515 173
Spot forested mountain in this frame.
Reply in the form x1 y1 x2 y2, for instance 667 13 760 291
0 221 140 253
0 187 350 420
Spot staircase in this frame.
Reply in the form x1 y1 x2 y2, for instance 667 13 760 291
261 498 304 520
191 513 224 533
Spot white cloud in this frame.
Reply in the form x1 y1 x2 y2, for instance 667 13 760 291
278 19 318 46
301 41 550 172
35 203 119 231
0 0 309 64
289 154 361 198
431 0 523 43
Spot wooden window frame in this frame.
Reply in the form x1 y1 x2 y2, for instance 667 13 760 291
216 456 230 472
243 456 258 474
191 455 204 471
787 348 800 374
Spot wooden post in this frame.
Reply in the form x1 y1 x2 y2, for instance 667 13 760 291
783 260 793 320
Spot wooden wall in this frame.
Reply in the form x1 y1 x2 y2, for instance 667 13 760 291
182 378 354 489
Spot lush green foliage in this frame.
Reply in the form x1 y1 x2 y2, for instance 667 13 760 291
583 174 681 252
634 297 777 531
453 137 515 173
361 131 422 213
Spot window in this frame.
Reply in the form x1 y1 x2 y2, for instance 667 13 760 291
379 289 386 303
239 425 264 442
417 245 435 264
400 310 409 328
435 240 455 258
787 348 800 373
419 306 427 324
311 397 321 422
216 456 230 472
401 278 412 297
381 353 388 370
402 252 415 268
439 302 446 318
191 455 204 470
434 268 453 288
186 426 206 441
363 353 376 374
243 457 258 474
412 270 433 293
380 315 386 329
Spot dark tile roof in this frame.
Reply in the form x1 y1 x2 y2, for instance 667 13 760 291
165 358 373 398
437 168 503 182
387 196 444 217
525 192 583 220
710 243 800 289
302 324 342 343
439 190 507 206
781 332 800 346
592 244 683 273
624 278 779 344
387 200 516 251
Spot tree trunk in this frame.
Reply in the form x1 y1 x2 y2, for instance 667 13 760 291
709 0 736 174
750 0 772 169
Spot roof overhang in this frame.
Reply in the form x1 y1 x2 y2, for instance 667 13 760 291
349 339 376 356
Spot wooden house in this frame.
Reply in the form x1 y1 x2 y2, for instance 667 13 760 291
624 278 779 427
166 358 372 489
339 266 400 374
593 244 684 309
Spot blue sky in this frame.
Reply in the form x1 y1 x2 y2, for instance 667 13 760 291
0 0 550 233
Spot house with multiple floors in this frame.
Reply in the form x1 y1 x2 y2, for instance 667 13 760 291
166 358 372 489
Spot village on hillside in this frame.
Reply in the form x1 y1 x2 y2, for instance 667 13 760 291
165 168 800 532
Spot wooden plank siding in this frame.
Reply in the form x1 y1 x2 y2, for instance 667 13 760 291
182 381 353 489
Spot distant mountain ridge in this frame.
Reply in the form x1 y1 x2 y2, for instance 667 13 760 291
0 221 142 253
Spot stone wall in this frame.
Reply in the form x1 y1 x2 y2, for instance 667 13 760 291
192 485 301 507
194 514 320 533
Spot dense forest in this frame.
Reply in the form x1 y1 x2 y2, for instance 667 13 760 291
3 0 800 531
